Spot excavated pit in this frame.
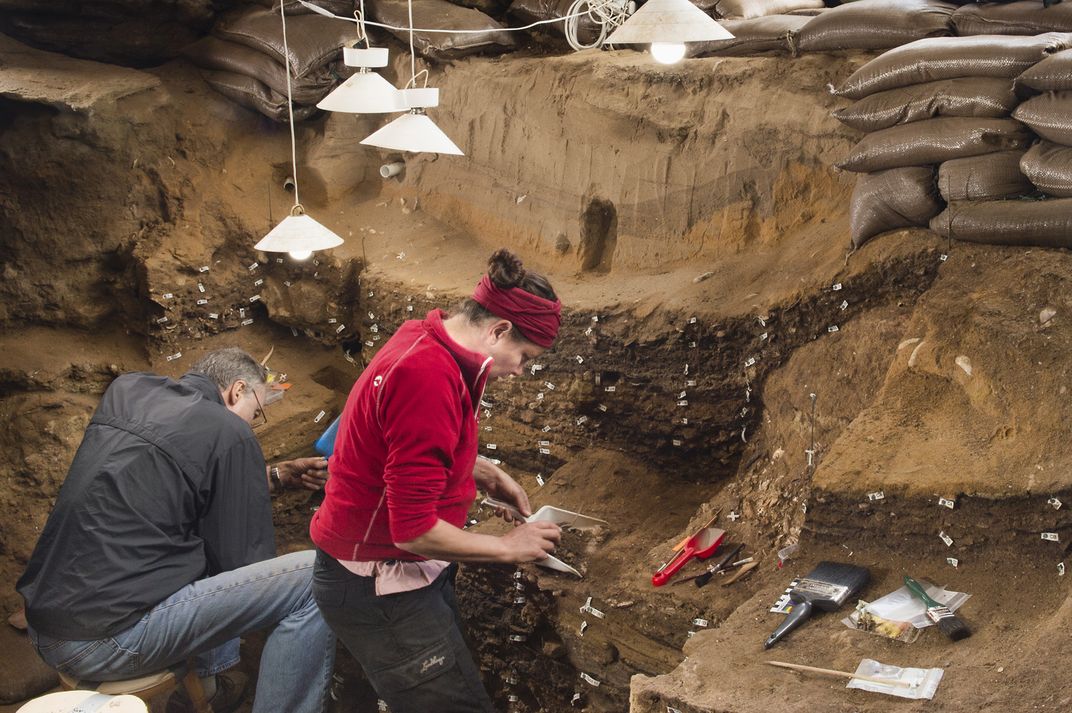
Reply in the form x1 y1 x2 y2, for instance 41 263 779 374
3 25 1072 713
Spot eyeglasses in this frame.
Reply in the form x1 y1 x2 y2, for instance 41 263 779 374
250 388 268 429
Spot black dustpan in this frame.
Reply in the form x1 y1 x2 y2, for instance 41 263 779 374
764 561 869 649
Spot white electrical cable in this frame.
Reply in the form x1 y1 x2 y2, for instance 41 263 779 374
279 1 301 209
564 0 632 52
295 0 625 37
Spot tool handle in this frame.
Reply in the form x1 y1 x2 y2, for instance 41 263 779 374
766 661 915 688
903 576 940 608
652 546 693 587
764 599 813 649
481 496 526 522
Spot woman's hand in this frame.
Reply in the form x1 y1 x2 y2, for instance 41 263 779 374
499 522 561 563
473 457 531 523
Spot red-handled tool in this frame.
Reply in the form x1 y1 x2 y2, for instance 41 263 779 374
652 527 726 587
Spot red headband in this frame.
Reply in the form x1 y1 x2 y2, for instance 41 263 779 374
472 274 562 348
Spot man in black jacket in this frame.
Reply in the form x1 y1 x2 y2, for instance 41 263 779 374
17 347 335 713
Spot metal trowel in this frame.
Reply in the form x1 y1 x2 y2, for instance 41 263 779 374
481 497 608 577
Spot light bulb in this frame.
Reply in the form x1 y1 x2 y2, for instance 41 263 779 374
289 250 313 261
651 42 686 64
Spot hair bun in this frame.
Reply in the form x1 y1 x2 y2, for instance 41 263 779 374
487 248 526 289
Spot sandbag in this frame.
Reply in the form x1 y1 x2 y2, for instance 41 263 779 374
837 33 1072 99
202 69 320 122
507 0 599 42
183 36 339 106
833 77 1018 132
951 1 1072 36
713 0 825 19
370 0 515 60
214 7 354 78
929 198 1072 248
1014 91 1072 145
687 15 810 57
850 167 943 248
937 150 1033 201
839 117 1034 172
1017 48 1072 93
795 0 956 53
1020 141 1072 197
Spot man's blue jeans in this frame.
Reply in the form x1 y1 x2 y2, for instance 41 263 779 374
27 551 335 713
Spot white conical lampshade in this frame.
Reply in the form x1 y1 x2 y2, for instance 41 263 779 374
317 71 403 113
360 112 464 155
606 0 734 44
255 210 344 255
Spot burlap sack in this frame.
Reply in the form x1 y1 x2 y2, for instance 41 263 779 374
1014 91 1072 146
370 0 515 60
838 117 1034 173
713 0 825 19
952 1 1072 36
1020 141 1072 197
202 69 320 122
214 7 354 78
183 36 339 106
850 166 943 248
686 15 809 57
795 0 956 53
930 198 1072 248
937 150 1033 202
837 32 1072 99
507 0 599 42
833 77 1018 132
1017 48 1072 93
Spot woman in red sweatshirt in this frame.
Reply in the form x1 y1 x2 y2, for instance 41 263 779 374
310 249 562 712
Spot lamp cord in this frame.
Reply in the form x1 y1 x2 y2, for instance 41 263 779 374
301 0 600 36
565 0 632 52
280 0 301 211
408 0 416 90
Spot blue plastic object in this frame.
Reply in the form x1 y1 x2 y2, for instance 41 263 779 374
314 415 341 457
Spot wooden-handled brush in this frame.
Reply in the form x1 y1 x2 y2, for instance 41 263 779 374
904 575 971 641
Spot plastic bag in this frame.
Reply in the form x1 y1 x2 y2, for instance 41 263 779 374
850 167 943 248
952 1 1072 37
938 150 1033 202
930 197 1072 247
1021 140 1072 197
1014 91 1072 146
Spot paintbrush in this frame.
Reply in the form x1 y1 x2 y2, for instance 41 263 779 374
764 561 870 649
903 575 971 641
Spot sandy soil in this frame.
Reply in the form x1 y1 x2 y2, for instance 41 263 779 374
2 30 1071 713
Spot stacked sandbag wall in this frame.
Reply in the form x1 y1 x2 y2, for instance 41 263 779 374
927 44 1072 247
831 33 1072 248
183 3 358 122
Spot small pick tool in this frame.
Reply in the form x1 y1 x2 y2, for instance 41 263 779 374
765 561 870 648
652 521 726 587
481 497 607 577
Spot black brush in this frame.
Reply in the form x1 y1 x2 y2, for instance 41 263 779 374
764 561 870 649
904 575 972 641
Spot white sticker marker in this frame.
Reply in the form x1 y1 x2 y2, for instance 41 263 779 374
314 410 326 424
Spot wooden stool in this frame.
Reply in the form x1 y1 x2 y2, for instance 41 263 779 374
57 658 212 713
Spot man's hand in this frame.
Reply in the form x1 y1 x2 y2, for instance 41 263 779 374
277 456 329 491
472 457 531 522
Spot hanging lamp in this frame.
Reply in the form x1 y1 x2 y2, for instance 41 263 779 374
255 0 345 260
360 87 463 155
359 0 464 155
316 2 403 113
605 0 734 64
